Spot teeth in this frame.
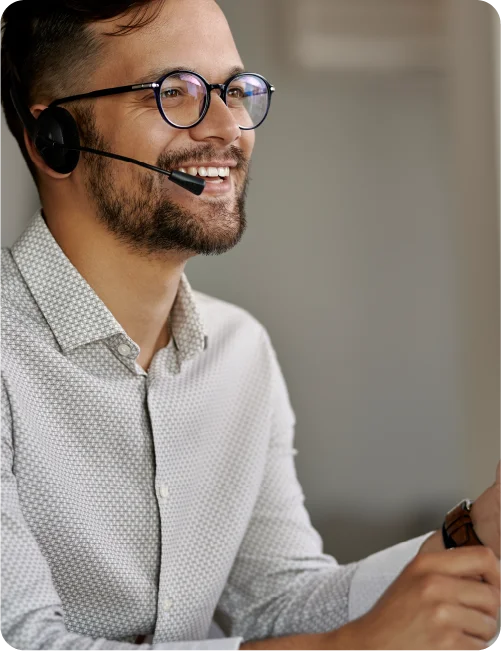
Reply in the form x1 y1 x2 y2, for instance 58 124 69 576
178 166 231 177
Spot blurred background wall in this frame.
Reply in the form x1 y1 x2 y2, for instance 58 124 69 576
1 0 499 564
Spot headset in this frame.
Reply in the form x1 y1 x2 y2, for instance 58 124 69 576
9 84 206 195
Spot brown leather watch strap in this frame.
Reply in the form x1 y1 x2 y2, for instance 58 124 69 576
443 500 484 548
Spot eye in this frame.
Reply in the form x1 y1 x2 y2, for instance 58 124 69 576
228 87 246 99
161 88 182 99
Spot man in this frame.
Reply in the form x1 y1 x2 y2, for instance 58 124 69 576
1 0 500 649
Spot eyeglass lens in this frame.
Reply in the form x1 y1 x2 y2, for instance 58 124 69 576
159 73 269 129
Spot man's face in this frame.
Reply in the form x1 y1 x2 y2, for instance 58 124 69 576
76 0 256 257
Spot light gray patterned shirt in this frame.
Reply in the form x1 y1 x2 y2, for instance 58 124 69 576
1 209 434 650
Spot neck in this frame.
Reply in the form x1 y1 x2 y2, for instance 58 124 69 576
41 204 191 368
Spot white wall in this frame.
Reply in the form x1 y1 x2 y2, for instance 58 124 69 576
444 0 500 500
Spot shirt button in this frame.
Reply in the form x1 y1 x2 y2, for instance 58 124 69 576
159 484 169 499
117 343 132 356
163 598 173 612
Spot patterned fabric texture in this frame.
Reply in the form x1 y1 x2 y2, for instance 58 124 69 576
1 210 434 650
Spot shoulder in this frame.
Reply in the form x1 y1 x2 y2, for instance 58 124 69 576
193 291 297 437
192 288 268 344
191 287 284 379
191 287 294 424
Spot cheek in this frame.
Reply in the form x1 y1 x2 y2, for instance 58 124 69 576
110 106 179 160
142 126 179 162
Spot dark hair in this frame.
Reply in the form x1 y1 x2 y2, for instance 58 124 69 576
1 0 164 187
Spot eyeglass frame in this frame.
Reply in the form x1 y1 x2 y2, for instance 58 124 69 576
49 70 276 131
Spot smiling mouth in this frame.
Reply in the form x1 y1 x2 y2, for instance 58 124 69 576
176 165 233 180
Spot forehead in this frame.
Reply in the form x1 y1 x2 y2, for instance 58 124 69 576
92 0 244 86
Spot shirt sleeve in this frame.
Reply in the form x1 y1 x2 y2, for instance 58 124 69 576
1 376 242 651
348 530 436 621
214 330 360 642
214 329 436 645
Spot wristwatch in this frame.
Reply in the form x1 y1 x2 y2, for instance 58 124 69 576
442 498 484 549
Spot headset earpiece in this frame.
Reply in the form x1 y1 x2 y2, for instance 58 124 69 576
34 107 81 174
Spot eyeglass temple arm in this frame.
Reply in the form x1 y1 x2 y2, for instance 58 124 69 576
50 83 159 107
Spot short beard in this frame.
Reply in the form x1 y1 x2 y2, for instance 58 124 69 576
74 106 249 258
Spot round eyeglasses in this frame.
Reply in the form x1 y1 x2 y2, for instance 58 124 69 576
50 70 276 131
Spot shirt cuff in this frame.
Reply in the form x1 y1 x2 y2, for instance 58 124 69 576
348 530 436 621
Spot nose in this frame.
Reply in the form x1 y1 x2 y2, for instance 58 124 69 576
189 89 241 147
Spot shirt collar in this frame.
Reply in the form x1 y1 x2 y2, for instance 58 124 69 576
11 209 208 364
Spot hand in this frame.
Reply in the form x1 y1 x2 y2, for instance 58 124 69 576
471 461 501 559
336 546 500 649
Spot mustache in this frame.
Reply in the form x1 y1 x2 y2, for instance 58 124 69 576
156 144 249 172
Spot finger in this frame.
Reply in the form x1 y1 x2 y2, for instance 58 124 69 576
413 547 500 589
440 576 501 618
456 634 495 650
421 574 500 619
444 603 499 642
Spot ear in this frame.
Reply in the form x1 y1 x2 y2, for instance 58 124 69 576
23 104 73 180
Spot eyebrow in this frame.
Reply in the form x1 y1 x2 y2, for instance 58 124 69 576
132 65 246 84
